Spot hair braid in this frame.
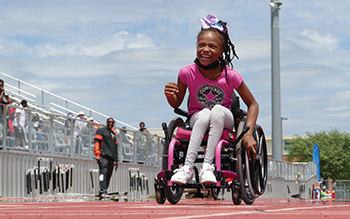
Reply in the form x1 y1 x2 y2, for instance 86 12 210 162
217 20 239 69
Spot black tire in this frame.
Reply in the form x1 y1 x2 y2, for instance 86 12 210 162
164 182 184 204
156 188 166 204
252 126 268 196
211 187 221 200
161 117 185 170
232 188 242 205
236 118 256 205
163 117 186 204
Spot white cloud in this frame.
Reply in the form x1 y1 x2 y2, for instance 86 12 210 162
1 0 350 135
34 31 155 57
0 37 32 54
300 30 339 51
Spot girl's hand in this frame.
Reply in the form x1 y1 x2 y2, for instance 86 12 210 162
242 134 257 161
164 82 179 97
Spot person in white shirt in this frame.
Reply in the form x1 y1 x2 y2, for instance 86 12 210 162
12 100 27 148
75 111 86 132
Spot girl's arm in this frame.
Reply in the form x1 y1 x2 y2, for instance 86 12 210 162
236 81 259 161
164 76 187 109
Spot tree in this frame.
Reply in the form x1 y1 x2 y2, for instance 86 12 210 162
286 128 350 180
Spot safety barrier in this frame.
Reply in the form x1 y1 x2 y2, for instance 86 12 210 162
25 157 76 197
0 151 161 198
128 168 150 200
268 159 317 181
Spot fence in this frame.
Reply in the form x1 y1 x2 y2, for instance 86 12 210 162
268 159 317 181
1 103 164 166
330 180 350 200
0 151 161 198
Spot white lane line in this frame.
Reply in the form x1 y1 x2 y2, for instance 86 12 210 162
158 204 349 219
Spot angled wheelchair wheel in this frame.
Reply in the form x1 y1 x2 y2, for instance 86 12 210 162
156 188 166 204
252 125 268 196
236 118 257 205
162 117 186 170
164 182 184 204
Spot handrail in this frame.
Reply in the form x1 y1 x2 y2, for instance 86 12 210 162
6 90 36 103
0 71 138 130
49 102 79 116
5 84 37 100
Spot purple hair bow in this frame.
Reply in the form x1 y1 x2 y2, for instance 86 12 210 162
200 14 226 33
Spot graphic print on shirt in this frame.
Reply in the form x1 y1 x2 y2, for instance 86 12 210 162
196 84 225 109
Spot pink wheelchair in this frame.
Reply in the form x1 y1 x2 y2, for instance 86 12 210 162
154 95 268 205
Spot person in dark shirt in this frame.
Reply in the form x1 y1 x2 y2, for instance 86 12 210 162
0 79 13 124
93 117 118 200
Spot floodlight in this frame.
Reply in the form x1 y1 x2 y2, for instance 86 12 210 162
269 1 282 9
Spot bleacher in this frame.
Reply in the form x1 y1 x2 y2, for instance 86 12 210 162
0 71 163 165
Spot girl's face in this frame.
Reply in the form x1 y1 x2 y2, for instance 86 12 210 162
197 31 224 67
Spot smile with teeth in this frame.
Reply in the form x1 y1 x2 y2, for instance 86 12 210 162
201 55 211 60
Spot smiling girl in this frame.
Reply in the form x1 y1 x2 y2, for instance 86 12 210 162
164 14 259 185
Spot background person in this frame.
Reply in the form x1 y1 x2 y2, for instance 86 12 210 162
12 99 28 149
75 111 86 132
74 111 86 153
80 116 96 148
32 113 45 150
139 121 150 133
64 112 74 136
0 79 13 125
93 118 119 200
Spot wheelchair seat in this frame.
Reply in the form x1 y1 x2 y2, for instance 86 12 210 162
175 127 237 144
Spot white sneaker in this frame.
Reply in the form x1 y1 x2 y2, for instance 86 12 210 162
170 165 194 184
200 163 217 184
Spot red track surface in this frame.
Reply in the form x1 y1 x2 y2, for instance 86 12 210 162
0 199 349 219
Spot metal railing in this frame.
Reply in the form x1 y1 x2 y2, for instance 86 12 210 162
0 71 137 130
0 103 163 166
268 159 317 181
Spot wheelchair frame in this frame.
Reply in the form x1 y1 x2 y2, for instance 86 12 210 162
154 99 267 205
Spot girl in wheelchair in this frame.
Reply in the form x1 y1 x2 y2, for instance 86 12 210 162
164 14 259 185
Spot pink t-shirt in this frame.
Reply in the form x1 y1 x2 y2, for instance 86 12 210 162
178 63 243 115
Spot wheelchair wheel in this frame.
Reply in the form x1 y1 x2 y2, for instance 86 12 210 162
236 118 257 205
210 187 220 200
156 188 166 204
164 182 184 204
162 117 186 170
232 188 242 205
252 126 268 196
164 117 186 204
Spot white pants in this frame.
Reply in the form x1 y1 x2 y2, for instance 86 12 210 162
184 104 234 167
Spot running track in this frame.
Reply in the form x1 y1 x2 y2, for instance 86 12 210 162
0 198 349 219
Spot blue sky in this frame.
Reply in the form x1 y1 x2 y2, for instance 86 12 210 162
0 0 350 136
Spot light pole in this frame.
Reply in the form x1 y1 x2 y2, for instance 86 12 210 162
270 0 283 161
